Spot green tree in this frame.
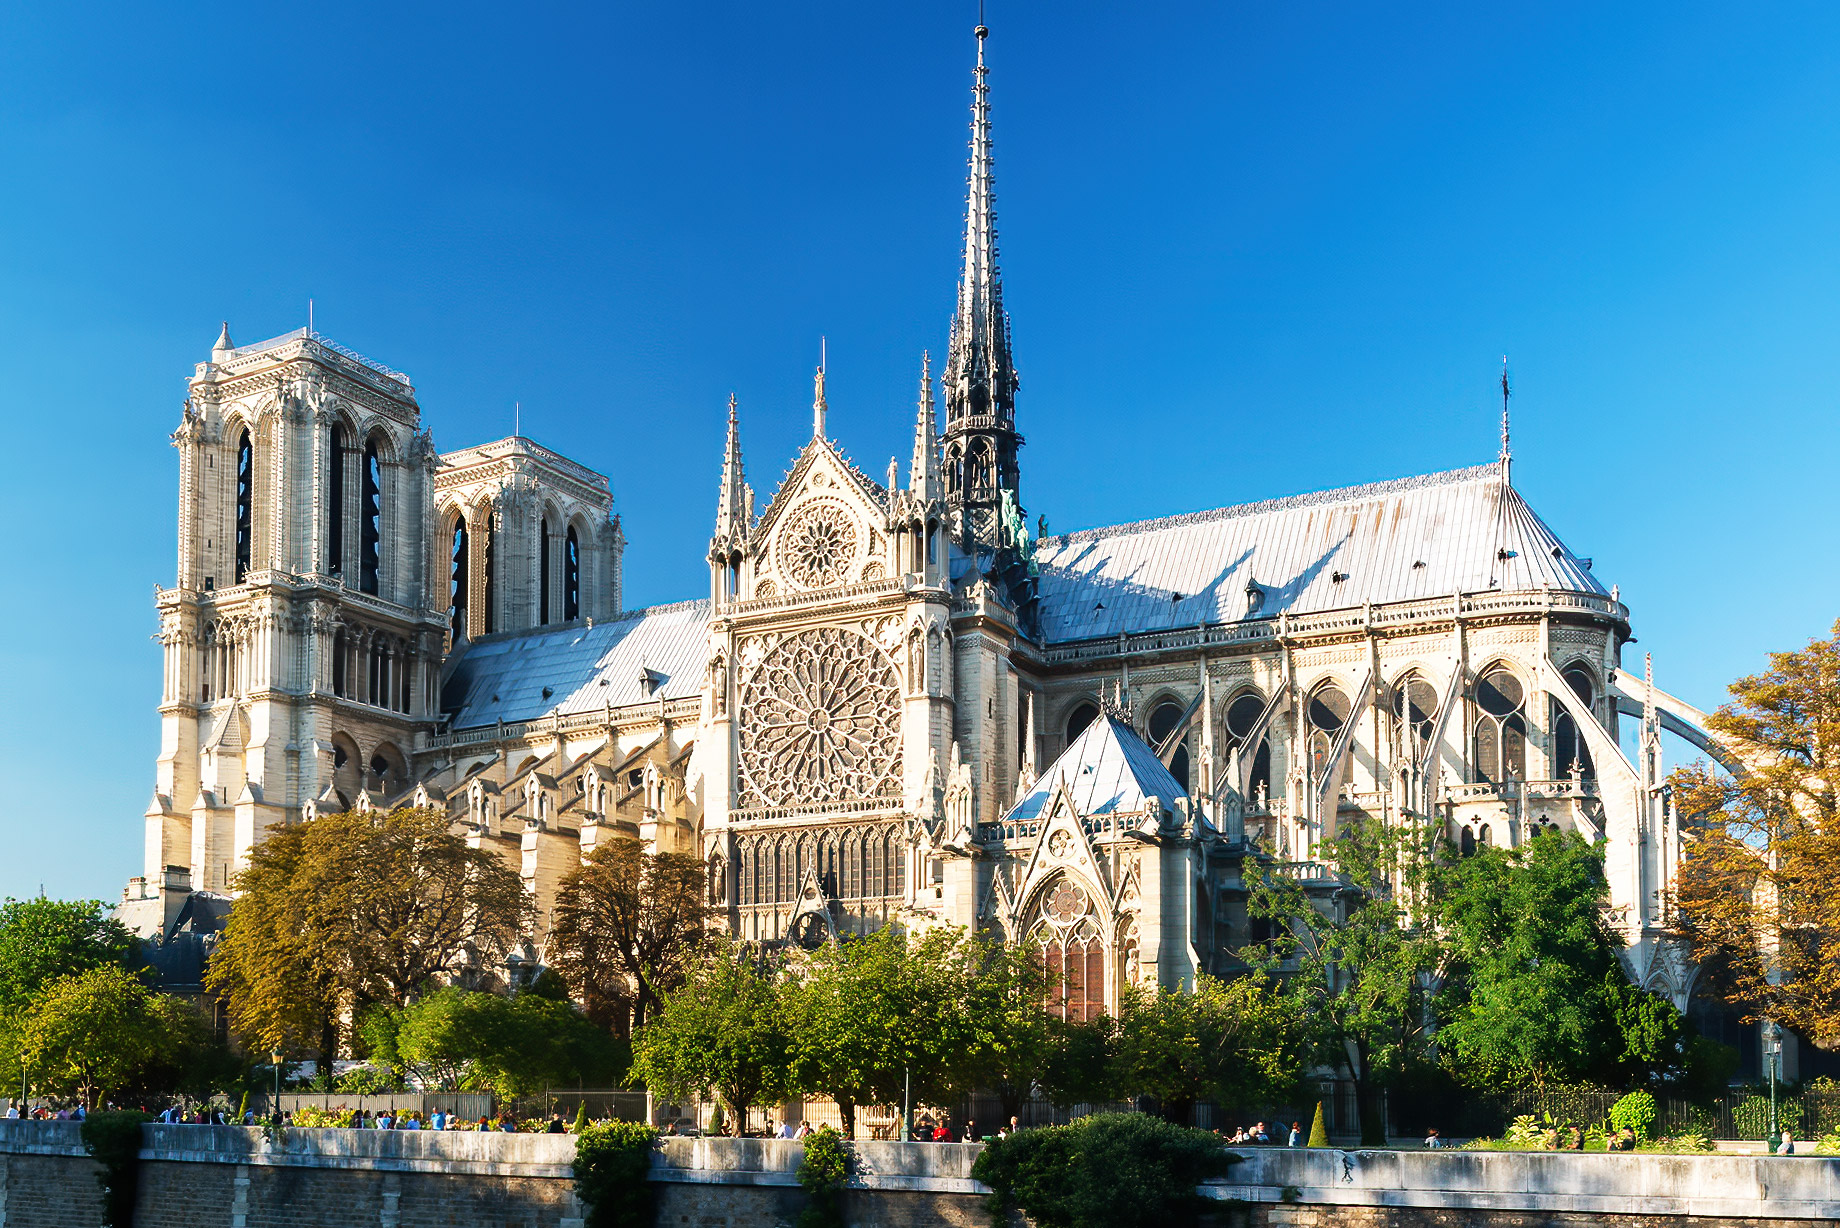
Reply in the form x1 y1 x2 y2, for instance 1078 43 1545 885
631 940 791 1132
954 935 1060 1121
1110 974 1310 1124
13 966 162 1108
208 807 529 1067
1436 829 1624 1090
364 987 624 1096
0 898 134 1012
1243 816 1442 1144
548 837 714 1036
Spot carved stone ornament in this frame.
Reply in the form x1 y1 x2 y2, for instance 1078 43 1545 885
776 499 859 591
738 625 902 808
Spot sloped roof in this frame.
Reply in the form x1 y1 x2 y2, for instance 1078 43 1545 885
1034 464 1605 644
1007 714 1187 823
443 601 710 730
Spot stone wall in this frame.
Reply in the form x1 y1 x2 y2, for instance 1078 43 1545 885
2 1121 1838 1228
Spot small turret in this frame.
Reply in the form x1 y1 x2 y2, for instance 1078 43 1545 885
710 395 750 605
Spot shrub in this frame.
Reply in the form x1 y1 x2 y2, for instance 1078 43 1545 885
1501 1115 1545 1149
1733 1094 1803 1141
1306 1102 1328 1148
972 1112 1235 1228
81 1111 152 1228
573 1121 658 1228
572 1103 589 1134
796 1125 850 1228
292 1106 355 1129
1609 1091 1656 1139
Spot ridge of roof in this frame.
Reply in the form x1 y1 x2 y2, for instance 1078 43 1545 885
1045 463 1499 549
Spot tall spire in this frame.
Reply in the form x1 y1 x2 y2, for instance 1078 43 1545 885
943 20 1023 551
911 351 941 500
715 393 748 539
1499 356 1512 484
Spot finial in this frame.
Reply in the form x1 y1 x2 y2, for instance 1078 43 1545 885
1499 356 1511 479
212 322 234 360
728 390 738 424
812 337 828 439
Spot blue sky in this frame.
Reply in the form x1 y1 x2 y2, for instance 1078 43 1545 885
3 3 1837 903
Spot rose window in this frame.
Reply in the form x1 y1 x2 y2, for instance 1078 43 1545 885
1046 880 1087 924
738 626 902 808
777 500 859 590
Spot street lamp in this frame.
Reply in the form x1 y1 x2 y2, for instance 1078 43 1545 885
1761 1021 1782 1150
271 1051 282 1116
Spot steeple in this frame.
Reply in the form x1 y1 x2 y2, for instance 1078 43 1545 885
911 351 942 502
714 394 749 541
812 340 828 440
942 21 1023 552
1499 357 1512 485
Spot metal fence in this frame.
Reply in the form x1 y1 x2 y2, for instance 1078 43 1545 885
1466 1087 1840 1141
256 1091 493 1121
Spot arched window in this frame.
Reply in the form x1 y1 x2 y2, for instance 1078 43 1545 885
540 516 552 626
1474 665 1528 784
332 629 348 698
449 518 469 642
1553 665 1596 779
565 526 581 621
1460 826 1477 857
1031 878 1105 1023
327 423 346 576
1066 702 1100 745
482 513 497 635
1307 683 1352 780
1392 672 1441 764
234 430 253 583
1224 690 1273 805
1147 698 1191 790
360 440 382 595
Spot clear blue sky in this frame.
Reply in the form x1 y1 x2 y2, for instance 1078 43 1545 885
3 3 1837 903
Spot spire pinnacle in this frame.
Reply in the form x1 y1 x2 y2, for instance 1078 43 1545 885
912 350 941 500
714 393 749 539
1499 356 1512 482
812 337 828 439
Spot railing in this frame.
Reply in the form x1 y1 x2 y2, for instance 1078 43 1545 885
980 809 1151 845
428 696 702 749
729 797 904 824
724 577 908 617
1442 778 1602 804
1041 589 1629 664
221 327 413 389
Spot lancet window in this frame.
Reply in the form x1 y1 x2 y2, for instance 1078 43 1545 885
327 423 346 577
1065 702 1099 745
360 439 382 595
1030 877 1105 1023
1473 664 1528 784
1147 698 1191 790
1392 672 1441 765
233 430 253 583
449 518 469 642
1223 690 1274 806
1552 665 1596 779
565 526 581 621
1307 683 1352 779
540 516 552 626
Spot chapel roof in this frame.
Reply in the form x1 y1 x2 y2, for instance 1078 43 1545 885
1006 713 1187 823
442 600 709 730
1033 463 1605 644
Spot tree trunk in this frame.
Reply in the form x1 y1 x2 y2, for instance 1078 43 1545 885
1354 1047 1386 1145
838 1097 856 1138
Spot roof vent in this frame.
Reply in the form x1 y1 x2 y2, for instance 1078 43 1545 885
1497 548 1518 561
1245 580 1264 615
1411 560 1426 570
541 686 554 700
1331 571 1348 583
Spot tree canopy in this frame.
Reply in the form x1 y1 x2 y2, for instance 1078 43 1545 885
1672 619 1840 1051
0 897 134 1012
547 837 712 1036
631 940 791 1131
360 987 624 1096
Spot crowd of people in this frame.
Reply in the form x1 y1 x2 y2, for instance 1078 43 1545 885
4 1101 87 1120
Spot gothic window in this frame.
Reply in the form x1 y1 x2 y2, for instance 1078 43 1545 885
565 526 581 621
1473 664 1528 784
327 423 346 576
1307 683 1352 780
1224 690 1274 805
1552 665 1596 778
234 430 253 583
1147 698 1191 790
360 440 382 595
945 445 962 495
1066 702 1099 745
482 512 497 635
1392 672 1441 765
540 516 552 626
449 518 469 641
1031 878 1105 1023
1460 825 1477 857
926 519 938 566
777 501 859 591
736 626 902 809
332 629 348 698
968 440 994 493
369 640 386 705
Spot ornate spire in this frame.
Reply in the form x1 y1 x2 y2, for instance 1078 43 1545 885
714 393 748 541
942 21 1023 551
911 351 941 501
812 339 828 440
1499 356 1512 483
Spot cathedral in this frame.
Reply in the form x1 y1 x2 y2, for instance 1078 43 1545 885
122 24 1727 1021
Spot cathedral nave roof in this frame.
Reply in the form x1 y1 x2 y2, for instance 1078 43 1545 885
1032 463 1605 645
442 599 710 730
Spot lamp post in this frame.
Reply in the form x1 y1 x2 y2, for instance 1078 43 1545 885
271 1051 282 1116
1762 1021 1782 1151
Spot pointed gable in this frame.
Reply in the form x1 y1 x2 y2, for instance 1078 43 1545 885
1007 713 1186 824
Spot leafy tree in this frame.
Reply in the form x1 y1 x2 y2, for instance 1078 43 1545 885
1038 1015 1117 1109
1243 815 1442 1143
12 966 163 1108
1110 974 1310 1124
362 987 623 1096
0 897 133 1012
1672 619 1840 1051
953 935 1060 1121
208 807 529 1065
783 926 987 1136
631 940 791 1132
548 837 713 1036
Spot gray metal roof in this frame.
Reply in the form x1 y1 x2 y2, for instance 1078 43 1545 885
1034 464 1605 644
1007 713 1187 822
443 600 710 730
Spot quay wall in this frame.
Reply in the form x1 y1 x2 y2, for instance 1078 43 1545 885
1 1121 1836 1227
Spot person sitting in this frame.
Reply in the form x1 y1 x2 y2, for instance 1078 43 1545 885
545 1114 565 1134
1778 1128 1797 1155
1424 1128 1443 1149
794 1121 813 1139
932 1121 953 1143
963 1120 978 1143
1252 1121 1271 1143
